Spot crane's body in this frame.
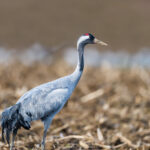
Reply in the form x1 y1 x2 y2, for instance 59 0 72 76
1 33 107 150
17 67 82 122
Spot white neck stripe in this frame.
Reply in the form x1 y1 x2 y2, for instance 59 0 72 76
77 36 89 48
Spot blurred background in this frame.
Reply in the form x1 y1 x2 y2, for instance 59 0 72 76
1 0 150 149
0 0 150 49
0 0 150 67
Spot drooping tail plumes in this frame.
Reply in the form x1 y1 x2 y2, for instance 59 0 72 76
1 103 30 144
1 103 21 144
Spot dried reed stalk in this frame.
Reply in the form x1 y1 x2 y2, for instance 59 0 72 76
81 89 104 103
116 133 139 149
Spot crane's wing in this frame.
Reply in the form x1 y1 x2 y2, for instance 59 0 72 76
20 87 70 121
16 74 77 121
17 74 73 104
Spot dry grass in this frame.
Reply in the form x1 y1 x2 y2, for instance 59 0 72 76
0 61 150 149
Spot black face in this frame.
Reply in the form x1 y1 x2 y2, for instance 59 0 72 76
83 33 95 44
89 33 95 41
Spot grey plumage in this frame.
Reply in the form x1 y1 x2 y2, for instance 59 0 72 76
1 103 30 144
1 33 107 150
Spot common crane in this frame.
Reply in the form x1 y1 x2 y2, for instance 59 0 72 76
1 33 107 150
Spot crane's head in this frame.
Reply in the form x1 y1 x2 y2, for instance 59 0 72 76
77 33 108 47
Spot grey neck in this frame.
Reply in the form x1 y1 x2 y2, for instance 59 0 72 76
71 42 85 86
77 43 85 72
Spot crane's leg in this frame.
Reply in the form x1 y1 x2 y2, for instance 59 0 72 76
41 118 52 150
10 130 17 150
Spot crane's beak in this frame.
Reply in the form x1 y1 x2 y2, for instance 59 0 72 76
94 38 108 46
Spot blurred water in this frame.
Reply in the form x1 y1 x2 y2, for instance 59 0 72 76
64 47 150 68
0 44 52 65
0 44 150 68
0 47 15 64
17 44 52 65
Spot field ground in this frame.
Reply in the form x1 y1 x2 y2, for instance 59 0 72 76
0 61 150 149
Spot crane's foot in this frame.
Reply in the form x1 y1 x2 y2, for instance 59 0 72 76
41 142 45 150
41 145 45 150
10 145 15 150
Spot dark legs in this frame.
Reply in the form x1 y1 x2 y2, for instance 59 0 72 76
41 118 52 150
41 129 48 150
10 130 17 150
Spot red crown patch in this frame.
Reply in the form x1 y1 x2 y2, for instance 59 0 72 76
84 33 89 36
